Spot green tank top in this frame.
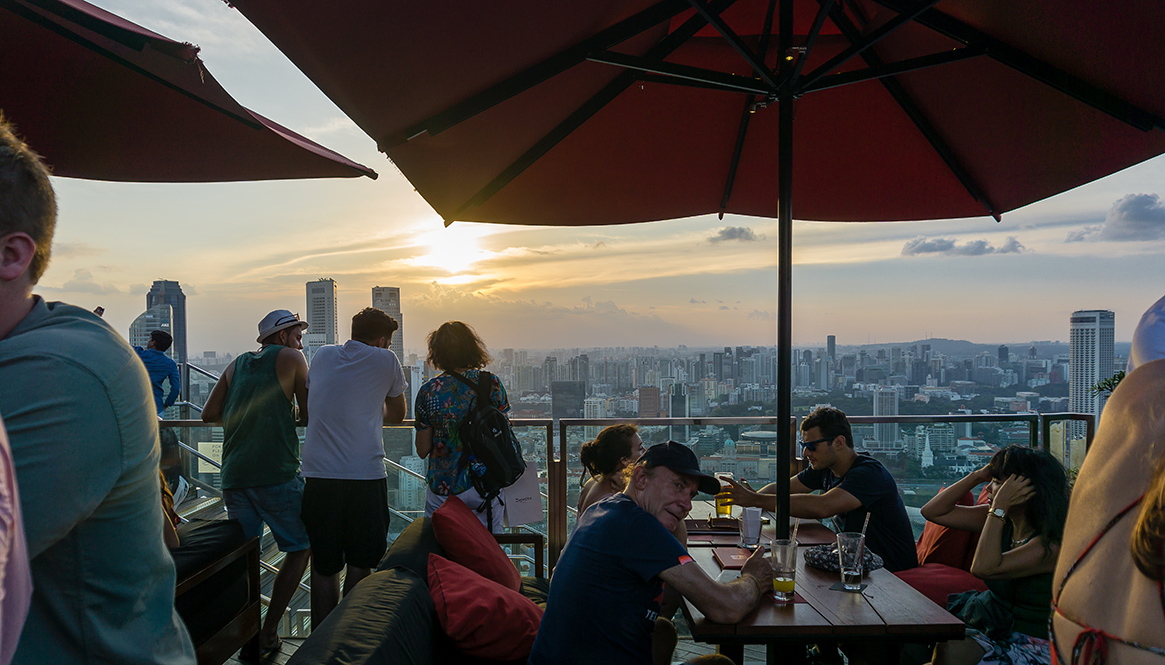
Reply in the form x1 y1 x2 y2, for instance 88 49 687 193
985 522 1054 638
220 345 301 489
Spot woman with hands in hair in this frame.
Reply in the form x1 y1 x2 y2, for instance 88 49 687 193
577 424 644 515
921 446 1069 665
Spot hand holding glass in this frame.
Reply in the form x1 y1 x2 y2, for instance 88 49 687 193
837 532 865 591
771 538 797 602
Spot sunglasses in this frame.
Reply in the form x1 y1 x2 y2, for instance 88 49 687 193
275 313 302 326
799 437 832 452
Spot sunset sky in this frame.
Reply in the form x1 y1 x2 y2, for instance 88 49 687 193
33 0 1165 357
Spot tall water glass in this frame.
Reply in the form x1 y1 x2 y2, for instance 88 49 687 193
714 473 732 517
837 532 865 590
771 539 798 602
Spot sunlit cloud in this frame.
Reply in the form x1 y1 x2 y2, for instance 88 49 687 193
901 235 1025 256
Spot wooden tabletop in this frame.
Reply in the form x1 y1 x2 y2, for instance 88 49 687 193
682 547 965 645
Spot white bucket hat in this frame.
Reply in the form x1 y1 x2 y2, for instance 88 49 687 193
256 309 309 343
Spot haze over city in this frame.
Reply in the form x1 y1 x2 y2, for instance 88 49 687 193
32 0 1165 357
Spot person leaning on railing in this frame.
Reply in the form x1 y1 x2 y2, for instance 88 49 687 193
921 446 1069 665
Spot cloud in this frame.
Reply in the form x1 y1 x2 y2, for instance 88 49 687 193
708 226 761 243
1065 193 1165 242
52 242 102 259
690 297 705 304
901 236 1026 256
719 305 730 310
59 269 121 295
748 310 775 321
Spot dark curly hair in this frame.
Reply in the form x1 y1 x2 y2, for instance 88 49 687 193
579 424 639 485
425 321 491 371
987 445 1069 553
800 407 854 448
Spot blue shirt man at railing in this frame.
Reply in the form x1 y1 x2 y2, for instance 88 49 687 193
134 329 181 418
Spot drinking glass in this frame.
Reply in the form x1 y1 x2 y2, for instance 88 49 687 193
836 532 865 591
714 473 732 517
771 538 797 602
741 507 761 547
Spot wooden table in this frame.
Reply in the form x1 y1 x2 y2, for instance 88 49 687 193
681 546 964 665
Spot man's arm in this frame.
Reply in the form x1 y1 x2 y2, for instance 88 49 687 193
163 360 181 408
276 348 310 424
788 486 862 520
200 362 233 423
658 547 772 624
383 393 406 424
717 475 813 511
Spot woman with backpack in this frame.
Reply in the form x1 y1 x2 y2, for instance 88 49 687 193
414 321 510 532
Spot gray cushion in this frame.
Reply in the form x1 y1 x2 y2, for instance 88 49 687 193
378 517 444 577
289 567 434 665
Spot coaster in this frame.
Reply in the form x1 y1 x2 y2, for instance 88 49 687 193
768 591 807 604
829 582 867 593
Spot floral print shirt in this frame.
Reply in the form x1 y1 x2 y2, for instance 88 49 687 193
414 370 510 495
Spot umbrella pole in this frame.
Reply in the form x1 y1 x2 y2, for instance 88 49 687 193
776 0 794 540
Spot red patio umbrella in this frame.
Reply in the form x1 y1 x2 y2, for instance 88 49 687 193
229 0 1165 535
0 0 376 181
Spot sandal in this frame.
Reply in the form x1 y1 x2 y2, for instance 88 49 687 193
260 636 282 656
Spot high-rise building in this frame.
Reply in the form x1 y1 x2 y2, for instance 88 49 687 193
998 345 1010 364
827 335 836 363
638 385 661 418
305 278 338 361
371 286 404 362
128 304 174 359
873 386 899 444
1069 309 1115 428
146 280 186 364
551 381 585 420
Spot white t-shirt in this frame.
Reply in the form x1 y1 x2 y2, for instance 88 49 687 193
302 340 408 480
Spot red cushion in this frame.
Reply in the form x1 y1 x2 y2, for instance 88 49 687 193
427 554 542 661
916 490 980 570
431 494 521 591
895 563 988 606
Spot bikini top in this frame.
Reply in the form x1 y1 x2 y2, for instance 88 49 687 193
1050 495 1165 665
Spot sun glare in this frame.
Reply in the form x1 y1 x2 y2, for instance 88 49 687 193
407 228 491 274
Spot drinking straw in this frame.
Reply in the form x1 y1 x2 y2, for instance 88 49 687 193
860 512 871 540
791 517 801 544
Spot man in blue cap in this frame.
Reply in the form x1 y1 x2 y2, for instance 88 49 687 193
529 441 771 665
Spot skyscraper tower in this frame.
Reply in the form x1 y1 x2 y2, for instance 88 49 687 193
1069 309 1115 426
827 335 836 363
305 278 338 361
873 386 900 445
128 304 174 359
146 280 186 364
371 286 403 361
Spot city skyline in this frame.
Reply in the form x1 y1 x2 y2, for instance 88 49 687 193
31 0 1165 356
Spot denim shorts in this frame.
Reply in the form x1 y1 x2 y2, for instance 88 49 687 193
223 475 311 552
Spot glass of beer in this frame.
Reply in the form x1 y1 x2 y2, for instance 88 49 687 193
714 473 732 517
771 538 797 602
837 532 865 591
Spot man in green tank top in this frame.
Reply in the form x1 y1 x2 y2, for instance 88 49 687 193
202 309 310 654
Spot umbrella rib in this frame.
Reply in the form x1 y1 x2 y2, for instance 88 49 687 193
799 0 942 92
830 5 1001 221
382 0 691 148
686 0 780 90
4 0 263 131
719 0 777 217
449 0 739 222
588 52 769 95
867 0 1165 132
781 0 836 92
797 44 986 94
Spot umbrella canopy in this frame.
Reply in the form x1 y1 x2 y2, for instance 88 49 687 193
228 0 1163 224
229 0 1165 539
0 0 376 182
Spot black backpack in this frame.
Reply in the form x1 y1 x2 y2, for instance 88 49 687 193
449 370 526 514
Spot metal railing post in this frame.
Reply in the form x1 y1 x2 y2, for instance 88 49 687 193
548 421 568 571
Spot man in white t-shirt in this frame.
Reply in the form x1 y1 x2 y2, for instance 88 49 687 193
302 307 408 627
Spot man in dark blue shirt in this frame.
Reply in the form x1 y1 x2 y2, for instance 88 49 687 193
720 407 918 573
529 442 771 665
134 330 181 418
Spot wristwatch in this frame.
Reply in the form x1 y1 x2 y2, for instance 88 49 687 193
988 507 1006 521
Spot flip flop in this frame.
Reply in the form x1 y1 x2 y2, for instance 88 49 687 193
260 636 282 656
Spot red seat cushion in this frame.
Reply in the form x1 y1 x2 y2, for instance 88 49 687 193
895 562 988 607
427 554 542 661
431 494 521 591
916 489 982 570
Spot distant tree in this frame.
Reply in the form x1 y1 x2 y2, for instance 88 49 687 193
1090 371 1126 398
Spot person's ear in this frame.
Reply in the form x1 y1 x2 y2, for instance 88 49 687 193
631 465 648 490
0 232 37 282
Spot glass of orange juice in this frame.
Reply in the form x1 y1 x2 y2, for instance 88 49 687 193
771 539 797 602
